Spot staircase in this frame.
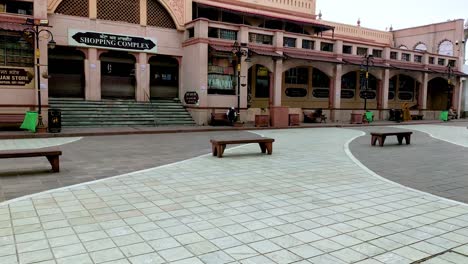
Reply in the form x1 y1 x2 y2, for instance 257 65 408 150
48 98 196 127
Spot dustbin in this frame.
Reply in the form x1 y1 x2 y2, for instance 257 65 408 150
48 108 61 133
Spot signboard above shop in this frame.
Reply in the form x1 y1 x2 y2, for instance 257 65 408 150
68 29 157 53
0 67 34 89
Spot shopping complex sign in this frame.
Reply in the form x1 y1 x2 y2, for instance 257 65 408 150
69 29 157 53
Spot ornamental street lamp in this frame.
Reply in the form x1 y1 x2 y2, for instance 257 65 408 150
360 54 374 111
446 63 454 110
231 41 248 121
23 19 56 133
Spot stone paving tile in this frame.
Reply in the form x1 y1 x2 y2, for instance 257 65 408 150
1 128 468 263
0 131 258 201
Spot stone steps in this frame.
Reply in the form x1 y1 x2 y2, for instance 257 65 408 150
49 98 196 127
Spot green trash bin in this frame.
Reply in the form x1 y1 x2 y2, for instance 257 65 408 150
20 111 38 132
365 111 374 123
439 111 448 122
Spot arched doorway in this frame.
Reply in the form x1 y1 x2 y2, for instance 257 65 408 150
100 51 136 99
148 56 179 99
388 74 419 109
48 47 85 98
428 77 452 110
247 64 271 108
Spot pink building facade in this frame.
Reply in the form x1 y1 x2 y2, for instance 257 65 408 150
0 0 466 126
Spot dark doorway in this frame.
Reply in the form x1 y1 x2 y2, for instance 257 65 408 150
100 51 136 99
428 77 452 110
48 46 85 98
148 55 179 99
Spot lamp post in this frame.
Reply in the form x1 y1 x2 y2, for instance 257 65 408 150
360 54 374 111
23 19 56 133
446 63 454 110
231 41 248 121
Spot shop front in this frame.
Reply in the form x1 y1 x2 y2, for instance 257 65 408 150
48 46 85 98
0 29 36 109
149 55 179 99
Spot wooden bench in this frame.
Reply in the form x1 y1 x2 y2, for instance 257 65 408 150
371 132 412 147
0 148 62 172
0 114 24 126
210 113 231 126
210 138 274 158
411 114 424 120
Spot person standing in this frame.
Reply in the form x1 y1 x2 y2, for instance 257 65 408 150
402 103 411 122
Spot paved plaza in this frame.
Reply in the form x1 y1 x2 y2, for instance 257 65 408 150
0 123 467 263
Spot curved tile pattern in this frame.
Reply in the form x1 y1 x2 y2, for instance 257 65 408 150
1 128 468 264
391 125 468 148
0 137 82 151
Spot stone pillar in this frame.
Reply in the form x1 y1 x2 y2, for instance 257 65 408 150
33 0 47 19
140 0 147 26
383 47 391 60
334 40 343 55
420 73 428 111
380 69 390 120
270 59 288 127
330 64 342 122
274 31 284 48
458 79 464 117
314 40 321 51
239 26 249 43
273 59 283 106
453 79 462 117
85 48 101 101
89 0 97 19
136 53 150 102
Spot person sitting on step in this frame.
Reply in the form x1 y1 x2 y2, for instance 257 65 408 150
226 107 237 125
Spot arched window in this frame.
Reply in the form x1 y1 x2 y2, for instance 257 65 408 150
311 68 330 98
341 72 357 99
55 0 89 17
147 0 176 28
438 40 453 56
414 43 427 52
398 75 415 101
398 45 408 50
389 76 397 100
359 73 377 100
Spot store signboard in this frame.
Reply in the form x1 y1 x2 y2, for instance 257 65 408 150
0 67 34 88
68 29 157 53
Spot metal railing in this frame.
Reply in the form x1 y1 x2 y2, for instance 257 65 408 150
143 90 158 126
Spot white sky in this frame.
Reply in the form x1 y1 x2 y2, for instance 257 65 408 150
316 0 467 31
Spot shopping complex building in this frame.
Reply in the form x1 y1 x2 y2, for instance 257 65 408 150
0 0 467 127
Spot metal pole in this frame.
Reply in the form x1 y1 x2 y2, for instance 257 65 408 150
364 57 368 111
35 25 45 131
447 65 452 110
237 60 241 121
